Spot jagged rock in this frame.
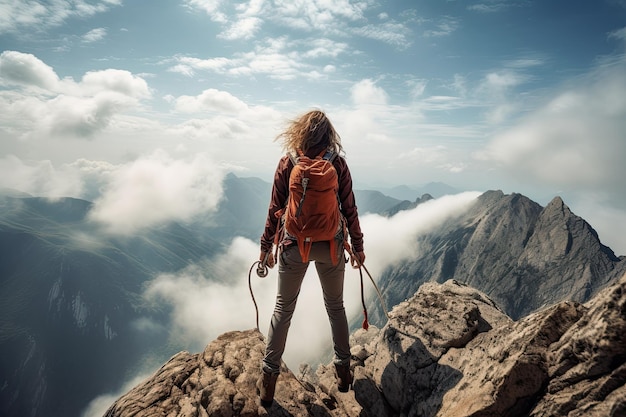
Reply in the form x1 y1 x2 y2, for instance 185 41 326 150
106 276 626 417
104 330 349 417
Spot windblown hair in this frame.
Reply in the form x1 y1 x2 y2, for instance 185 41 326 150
276 110 344 155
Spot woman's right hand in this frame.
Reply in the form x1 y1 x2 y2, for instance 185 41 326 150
259 250 275 268
350 251 365 268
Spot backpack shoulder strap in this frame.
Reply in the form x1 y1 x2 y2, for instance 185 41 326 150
322 149 337 163
288 150 299 166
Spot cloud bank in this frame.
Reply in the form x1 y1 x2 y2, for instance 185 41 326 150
142 192 481 371
88 150 225 235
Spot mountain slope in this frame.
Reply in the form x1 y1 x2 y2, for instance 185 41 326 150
0 196 222 417
372 190 625 322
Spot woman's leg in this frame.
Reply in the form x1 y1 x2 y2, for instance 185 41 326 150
311 241 350 365
262 245 308 373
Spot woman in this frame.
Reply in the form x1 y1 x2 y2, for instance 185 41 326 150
258 109 365 407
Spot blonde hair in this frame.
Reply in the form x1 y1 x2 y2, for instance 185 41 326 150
276 109 344 155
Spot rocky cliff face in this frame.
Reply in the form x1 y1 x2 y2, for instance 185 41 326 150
105 273 626 417
375 191 626 322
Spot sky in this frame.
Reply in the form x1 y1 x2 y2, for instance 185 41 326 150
1 0 626 253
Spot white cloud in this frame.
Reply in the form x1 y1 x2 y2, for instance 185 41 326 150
302 38 349 59
0 0 121 34
72 69 151 98
173 88 249 113
88 150 225 235
169 36 353 82
183 0 227 22
476 69 530 123
351 78 388 107
219 16 262 40
608 26 626 41
360 192 482 277
170 117 250 141
468 3 510 13
271 0 366 31
0 155 84 199
423 16 459 38
0 50 60 90
81 373 148 417
352 21 412 48
82 27 107 43
181 0 414 49
0 52 150 139
142 193 481 369
143 237 265 348
477 55 626 207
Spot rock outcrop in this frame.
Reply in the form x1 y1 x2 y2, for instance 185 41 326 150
106 274 626 417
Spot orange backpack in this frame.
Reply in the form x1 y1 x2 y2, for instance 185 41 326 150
280 149 343 265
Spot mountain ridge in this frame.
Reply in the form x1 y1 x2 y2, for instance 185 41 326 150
370 190 625 324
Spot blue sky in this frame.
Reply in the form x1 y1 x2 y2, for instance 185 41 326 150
1 0 626 253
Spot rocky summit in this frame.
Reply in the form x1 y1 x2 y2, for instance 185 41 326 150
105 273 626 417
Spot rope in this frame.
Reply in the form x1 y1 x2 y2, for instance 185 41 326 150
345 243 391 329
248 259 268 330
358 261 390 323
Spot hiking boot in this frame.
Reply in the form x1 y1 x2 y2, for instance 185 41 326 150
334 363 353 392
257 370 279 407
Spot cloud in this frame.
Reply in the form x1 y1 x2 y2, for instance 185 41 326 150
80 373 149 417
169 35 353 81
143 238 265 348
88 150 225 235
77 69 151 98
399 145 468 173
353 21 412 48
360 192 482 277
0 50 59 89
0 52 150 139
351 78 389 107
269 0 366 31
182 0 414 49
173 88 249 113
219 16 262 40
0 0 122 34
183 0 227 22
476 55 626 207
143 193 480 369
82 27 107 43
468 3 510 13
423 16 459 38
0 155 84 199
334 79 394 148
608 26 626 41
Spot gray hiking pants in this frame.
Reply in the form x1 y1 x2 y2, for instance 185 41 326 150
262 240 351 373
